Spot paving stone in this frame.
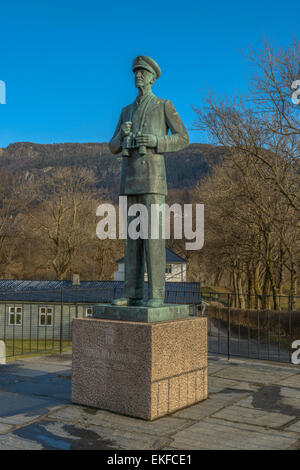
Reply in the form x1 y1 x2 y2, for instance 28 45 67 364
277 386 300 399
173 397 227 419
210 389 255 403
37 353 72 363
170 417 299 450
224 358 297 371
208 355 228 363
238 386 300 407
0 353 299 450
21 353 71 364
208 376 259 393
47 405 84 423
12 364 71 375
10 419 169 450
2 377 71 403
207 364 229 375
277 399 300 415
0 435 43 450
276 374 300 390
88 424 170 450
55 370 72 378
48 405 189 436
0 423 14 434
1 366 47 378
0 376 22 386
0 391 61 425
233 385 300 418
212 404 294 428
213 364 296 384
285 420 300 432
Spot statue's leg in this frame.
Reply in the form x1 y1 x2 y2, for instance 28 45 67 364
124 195 145 304
144 194 166 307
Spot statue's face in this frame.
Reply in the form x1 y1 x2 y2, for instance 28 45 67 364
134 68 155 88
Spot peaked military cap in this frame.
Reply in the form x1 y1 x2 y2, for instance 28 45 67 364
132 55 161 79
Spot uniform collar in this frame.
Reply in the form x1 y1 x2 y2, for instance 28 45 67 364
135 91 155 106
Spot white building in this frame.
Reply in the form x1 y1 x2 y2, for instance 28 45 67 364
113 247 187 282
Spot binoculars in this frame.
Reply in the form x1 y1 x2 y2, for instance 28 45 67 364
122 131 146 157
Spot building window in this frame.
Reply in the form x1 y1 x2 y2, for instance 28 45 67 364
166 265 172 274
8 306 22 326
39 307 53 327
85 307 93 317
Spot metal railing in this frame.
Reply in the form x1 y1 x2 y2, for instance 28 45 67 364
0 285 201 359
204 292 300 364
0 287 299 364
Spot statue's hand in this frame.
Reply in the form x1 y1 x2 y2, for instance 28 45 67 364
135 134 157 148
121 121 132 138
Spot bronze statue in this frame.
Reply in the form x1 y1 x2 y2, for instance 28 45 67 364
109 55 189 307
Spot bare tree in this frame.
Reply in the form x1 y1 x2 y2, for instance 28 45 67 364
193 150 299 309
0 171 30 275
23 168 98 280
191 38 300 306
194 38 300 213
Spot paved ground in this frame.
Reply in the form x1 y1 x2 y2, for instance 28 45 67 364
0 353 299 450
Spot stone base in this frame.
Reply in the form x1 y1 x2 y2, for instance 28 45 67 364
0 341 6 365
93 303 197 323
72 316 207 420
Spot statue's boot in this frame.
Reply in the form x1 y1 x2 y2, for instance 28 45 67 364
112 297 143 306
112 297 129 306
146 298 164 308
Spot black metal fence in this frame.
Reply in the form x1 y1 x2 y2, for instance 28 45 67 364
0 287 299 364
203 292 300 364
0 285 202 359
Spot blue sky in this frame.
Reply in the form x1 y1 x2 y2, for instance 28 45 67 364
0 0 298 147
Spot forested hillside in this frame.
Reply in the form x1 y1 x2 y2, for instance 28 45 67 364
0 140 225 281
0 142 224 199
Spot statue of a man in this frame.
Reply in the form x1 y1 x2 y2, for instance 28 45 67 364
109 55 189 307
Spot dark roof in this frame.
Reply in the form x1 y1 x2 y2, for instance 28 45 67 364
117 247 187 264
0 280 201 304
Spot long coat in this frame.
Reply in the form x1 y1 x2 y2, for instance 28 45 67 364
109 94 189 195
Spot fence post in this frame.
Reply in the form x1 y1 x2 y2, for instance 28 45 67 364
227 294 231 360
60 289 64 354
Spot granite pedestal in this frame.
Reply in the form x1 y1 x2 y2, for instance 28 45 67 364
72 315 207 420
